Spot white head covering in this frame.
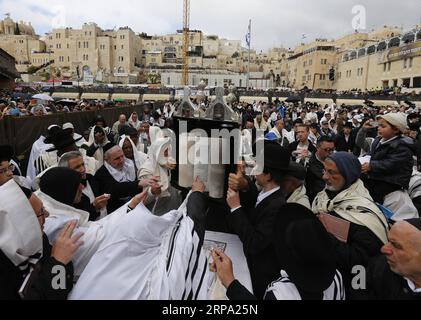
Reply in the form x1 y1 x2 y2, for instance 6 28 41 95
138 137 173 196
87 126 110 165
118 135 148 171
149 126 164 145
128 112 141 130
0 180 43 267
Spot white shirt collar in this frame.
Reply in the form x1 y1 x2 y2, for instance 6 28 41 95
256 186 281 207
405 278 421 293
380 136 399 145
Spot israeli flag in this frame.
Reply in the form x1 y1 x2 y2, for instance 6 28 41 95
245 20 251 49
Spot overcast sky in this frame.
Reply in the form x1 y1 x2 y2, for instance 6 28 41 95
1 0 420 51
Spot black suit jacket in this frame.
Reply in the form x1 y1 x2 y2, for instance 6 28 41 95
94 165 141 213
226 178 286 299
75 174 102 221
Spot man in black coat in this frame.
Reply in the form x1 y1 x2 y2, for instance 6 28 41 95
58 151 109 221
225 141 290 299
352 219 421 300
305 136 335 203
0 183 80 300
95 144 159 213
335 122 356 153
288 124 317 166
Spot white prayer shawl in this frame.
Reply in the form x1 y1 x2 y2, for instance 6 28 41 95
409 169 421 199
0 180 43 268
149 126 164 145
35 190 128 276
164 105 176 118
128 113 141 130
104 157 136 183
118 135 148 172
265 270 345 300
254 118 269 131
287 185 311 210
87 126 110 165
383 190 419 221
27 136 53 184
312 179 389 244
73 133 87 148
138 137 173 197
69 194 211 300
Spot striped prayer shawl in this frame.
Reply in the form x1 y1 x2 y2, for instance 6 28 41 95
264 270 345 300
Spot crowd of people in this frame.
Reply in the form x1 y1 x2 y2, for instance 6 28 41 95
1 94 421 300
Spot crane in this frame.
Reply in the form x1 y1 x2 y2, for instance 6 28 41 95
182 0 190 86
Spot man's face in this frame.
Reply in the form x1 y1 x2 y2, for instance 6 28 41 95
107 148 125 170
381 222 421 277
325 114 331 121
344 127 352 135
246 121 254 129
29 194 49 230
130 134 139 146
122 139 134 160
296 126 309 143
321 122 329 130
323 160 345 192
317 142 335 161
132 114 138 122
68 156 86 180
95 131 105 145
0 160 13 186
276 120 284 131
119 115 127 124
254 172 271 188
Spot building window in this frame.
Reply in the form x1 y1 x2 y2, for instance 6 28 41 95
309 59 312 66
121 45 124 49
409 57 413 68
404 59 407 69
68 56 70 62
384 63 387 72
388 62 391 71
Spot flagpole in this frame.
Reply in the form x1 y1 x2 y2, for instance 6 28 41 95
247 19 251 90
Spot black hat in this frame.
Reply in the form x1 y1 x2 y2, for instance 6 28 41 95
44 125 61 144
344 121 353 129
102 142 117 155
285 161 306 180
274 203 336 294
258 140 290 171
46 129 82 152
406 218 421 231
121 126 138 137
0 145 13 162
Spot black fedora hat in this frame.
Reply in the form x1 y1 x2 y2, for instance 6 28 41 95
46 129 82 152
44 125 62 144
0 145 13 162
273 203 336 294
254 140 291 172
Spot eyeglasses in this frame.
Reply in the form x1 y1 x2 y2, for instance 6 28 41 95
36 207 48 219
321 148 335 153
0 164 15 175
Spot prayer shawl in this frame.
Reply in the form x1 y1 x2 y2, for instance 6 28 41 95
312 179 389 244
164 104 176 118
138 137 173 198
409 169 421 199
26 135 52 184
254 118 269 131
87 126 110 165
69 193 211 300
35 190 128 276
287 185 311 210
149 126 164 145
128 113 141 130
0 180 43 274
104 158 136 183
265 270 345 300
73 133 87 148
118 135 148 172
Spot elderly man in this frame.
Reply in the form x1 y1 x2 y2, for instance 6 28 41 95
353 219 421 300
306 136 335 203
265 118 291 147
95 145 159 213
63 122 87 148
59 151 109 221
313 152 389 293
112 114 128 136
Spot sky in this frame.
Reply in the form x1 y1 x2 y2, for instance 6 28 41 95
1 0 420 51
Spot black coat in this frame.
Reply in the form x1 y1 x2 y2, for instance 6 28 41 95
288 140 317 163
0 234 73 300
226 178 286 299
305 154 325 203
74 174 102 221
352 256 421 300
94 165 142 213
367 136 414 189
327 210 385 293
335 133 356 153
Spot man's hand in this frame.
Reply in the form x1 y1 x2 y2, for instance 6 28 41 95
139 176 160 189
129 189 149 209
361 162 371 174
228 164 248 192
211 249 235 288
51 220 84 265
226 188 241 209
151 183 162 196
192 176 205 193
93 194 110 210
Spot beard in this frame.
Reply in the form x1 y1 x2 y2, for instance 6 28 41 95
325 184 340 192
